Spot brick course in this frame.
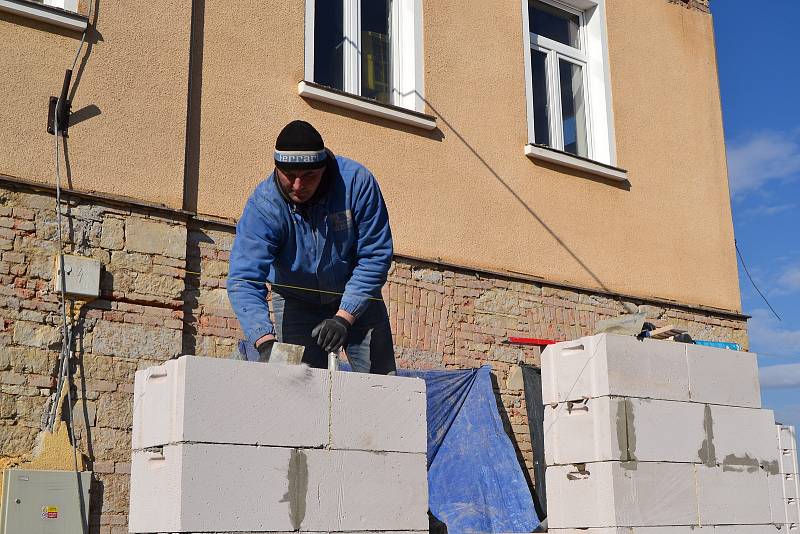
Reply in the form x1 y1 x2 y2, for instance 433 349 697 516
0 180 746 531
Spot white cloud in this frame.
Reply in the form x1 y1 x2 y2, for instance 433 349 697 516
748 308 800 358
779 266 800 293
741 203 796 217
760 363 800 388
757 263 800 297
727 131 800 196
761 203 796 215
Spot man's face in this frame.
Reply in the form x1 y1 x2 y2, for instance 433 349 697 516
276 167 325 204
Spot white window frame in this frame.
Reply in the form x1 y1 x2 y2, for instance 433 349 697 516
304 0 425 113
44 0 78 11
0 0 85 30
522 0 617 166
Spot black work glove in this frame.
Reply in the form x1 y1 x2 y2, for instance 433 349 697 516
255 339 275 363
311 316 350 353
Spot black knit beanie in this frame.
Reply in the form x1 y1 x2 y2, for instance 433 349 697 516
274 120 327 171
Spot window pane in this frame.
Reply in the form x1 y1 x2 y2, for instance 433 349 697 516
529 0 580 49
531 49 551 146
559 59 588 157
314 0 344 91
361 0 392 104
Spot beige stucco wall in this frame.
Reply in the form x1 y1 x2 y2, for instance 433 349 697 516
0 0 740 313
196 0 740 312
0 2 190 208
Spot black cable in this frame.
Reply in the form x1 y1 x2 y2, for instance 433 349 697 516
734 239 781 322
50 4 96 534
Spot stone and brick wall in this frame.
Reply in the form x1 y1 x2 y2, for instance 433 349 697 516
0 178 746 532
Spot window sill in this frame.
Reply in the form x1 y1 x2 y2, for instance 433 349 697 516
0 0 87 31
298 81 437 131
525 144 628 182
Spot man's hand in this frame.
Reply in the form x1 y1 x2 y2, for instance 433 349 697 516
312 315 351 352
255 338 275 363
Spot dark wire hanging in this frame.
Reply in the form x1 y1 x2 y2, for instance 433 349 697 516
735 239 781 322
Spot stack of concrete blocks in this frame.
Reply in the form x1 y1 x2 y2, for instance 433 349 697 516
128 355 429 534
776 425 800 531
541 333 791 533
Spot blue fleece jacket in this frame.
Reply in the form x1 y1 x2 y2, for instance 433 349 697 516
227 154 393 347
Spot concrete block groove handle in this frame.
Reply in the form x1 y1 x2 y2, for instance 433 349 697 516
566 468 591 480
143 449 165 461
566 399 590 413
146 367 168 380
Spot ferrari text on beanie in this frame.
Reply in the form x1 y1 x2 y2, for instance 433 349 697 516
274 120 327 170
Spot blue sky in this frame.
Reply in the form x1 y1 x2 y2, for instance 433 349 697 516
714 1 800 430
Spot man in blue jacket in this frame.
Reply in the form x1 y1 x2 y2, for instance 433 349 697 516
227 120 396 374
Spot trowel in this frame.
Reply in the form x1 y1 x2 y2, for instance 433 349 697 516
265 342 305 365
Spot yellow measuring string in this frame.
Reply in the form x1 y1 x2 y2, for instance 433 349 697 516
181 268 521 317
183 269 385 302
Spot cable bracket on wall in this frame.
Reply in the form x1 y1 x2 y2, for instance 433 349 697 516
47 69 73 136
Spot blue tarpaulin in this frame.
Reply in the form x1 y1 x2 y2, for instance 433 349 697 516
400 366 540 533
695 340 741 351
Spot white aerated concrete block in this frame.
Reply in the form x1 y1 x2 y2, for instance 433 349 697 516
172 532 429 533
710 405 779 470
547 530 629 534
770 474 789 524
781 449 800 475
330 371 426 453
546 461 697 528
687 344 761 408
714 527 790 534
779 425 798 451
541 334 690 404
544 397 706 465
625 397 706 463
696 465 772 525
132 355 329 449
789 497 800 524
302 449 429 532
548 529 711 534
129 443 295 533
130 445 429 533
785 476 799 503
544 397 625 465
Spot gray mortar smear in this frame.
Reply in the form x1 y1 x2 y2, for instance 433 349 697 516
698 404 717 467
761 459 780 475
281 449 308 530
617 398 638 470
616 399 627 461
626 398 637 462
721 453 760 473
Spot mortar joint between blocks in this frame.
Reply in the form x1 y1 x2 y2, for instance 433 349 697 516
327 365 334 450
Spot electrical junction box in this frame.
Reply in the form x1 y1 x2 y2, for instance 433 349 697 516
52 255 101 299
0 469 91 534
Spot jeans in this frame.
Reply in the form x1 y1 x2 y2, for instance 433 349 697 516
237 293 396 374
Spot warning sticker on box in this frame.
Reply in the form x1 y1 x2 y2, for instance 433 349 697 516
41 506 59 519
